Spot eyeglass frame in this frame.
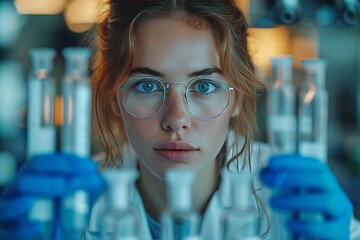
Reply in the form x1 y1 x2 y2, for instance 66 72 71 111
118 76 234 120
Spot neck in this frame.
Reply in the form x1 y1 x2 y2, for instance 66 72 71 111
193 162 219 214
137 163 167 222
137 161 219 222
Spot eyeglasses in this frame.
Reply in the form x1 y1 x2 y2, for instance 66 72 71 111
118 76 234 119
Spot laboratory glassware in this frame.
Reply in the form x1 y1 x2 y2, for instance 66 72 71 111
60 47 93 239
297 59 327 239
298 59 328 162
221 170 259 240
267 56 296 240
267 56 297 154
27 48 56 157
27 48 57 240
61 47 93 157
161 168 201 240
100 168 139 240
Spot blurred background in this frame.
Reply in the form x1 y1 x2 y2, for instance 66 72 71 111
0 0 359 219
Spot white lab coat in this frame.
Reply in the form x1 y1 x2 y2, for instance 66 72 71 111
85 136 360 239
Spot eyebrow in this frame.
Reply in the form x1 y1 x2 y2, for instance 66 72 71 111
129 67 223 78
188 68 222 78
129 67 164 77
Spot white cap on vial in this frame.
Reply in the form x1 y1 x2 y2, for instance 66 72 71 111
102 168 139 210
165 168 196 211
301 59 327 87
270 55 294 83
62 47 93 76
30 48 56 74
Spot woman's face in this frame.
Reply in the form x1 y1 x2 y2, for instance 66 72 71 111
119 18 235 179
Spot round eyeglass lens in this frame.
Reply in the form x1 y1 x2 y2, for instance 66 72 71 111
120 77 165 118
186 78 231 119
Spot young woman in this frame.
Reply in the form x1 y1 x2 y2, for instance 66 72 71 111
1 0 359 239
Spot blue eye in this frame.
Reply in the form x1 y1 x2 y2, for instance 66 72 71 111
192 80 217 94
134 79 161 93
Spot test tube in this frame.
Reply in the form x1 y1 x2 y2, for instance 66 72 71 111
221 170 259 240
267 56 297 154
27 48 57 240
161 168 200 240
60 47 93 239
61 47 93 157
267 56 296 240
27 48 56 157
298 59 328 162
296 59 327 236
100 168 139 240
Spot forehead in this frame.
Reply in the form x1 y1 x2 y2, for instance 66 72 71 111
132 17 220 78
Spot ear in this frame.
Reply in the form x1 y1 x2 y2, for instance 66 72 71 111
231 105 240 117
231 93 243 117
111 97 122 117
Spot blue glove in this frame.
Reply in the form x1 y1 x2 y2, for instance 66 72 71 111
0 153 106 240
260 154 353 239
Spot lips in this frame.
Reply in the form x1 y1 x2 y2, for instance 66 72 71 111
154 141 199 161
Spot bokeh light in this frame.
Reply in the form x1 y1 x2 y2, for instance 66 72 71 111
15 0 67 14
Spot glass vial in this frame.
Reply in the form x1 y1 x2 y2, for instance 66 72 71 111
298 59 328 162
267 56 295 240
221 170 259 240
61 47 93 157
60 48 93 239
267 56 297 154
27 48 56 157
161 168 201 240
27 48 56 240
100 168 139 240
297 59 327 239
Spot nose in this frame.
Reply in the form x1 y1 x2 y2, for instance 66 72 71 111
161 88 191 132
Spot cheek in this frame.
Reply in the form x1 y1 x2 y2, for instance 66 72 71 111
199 114 232 145
123 116 145 139
121 114 158 147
